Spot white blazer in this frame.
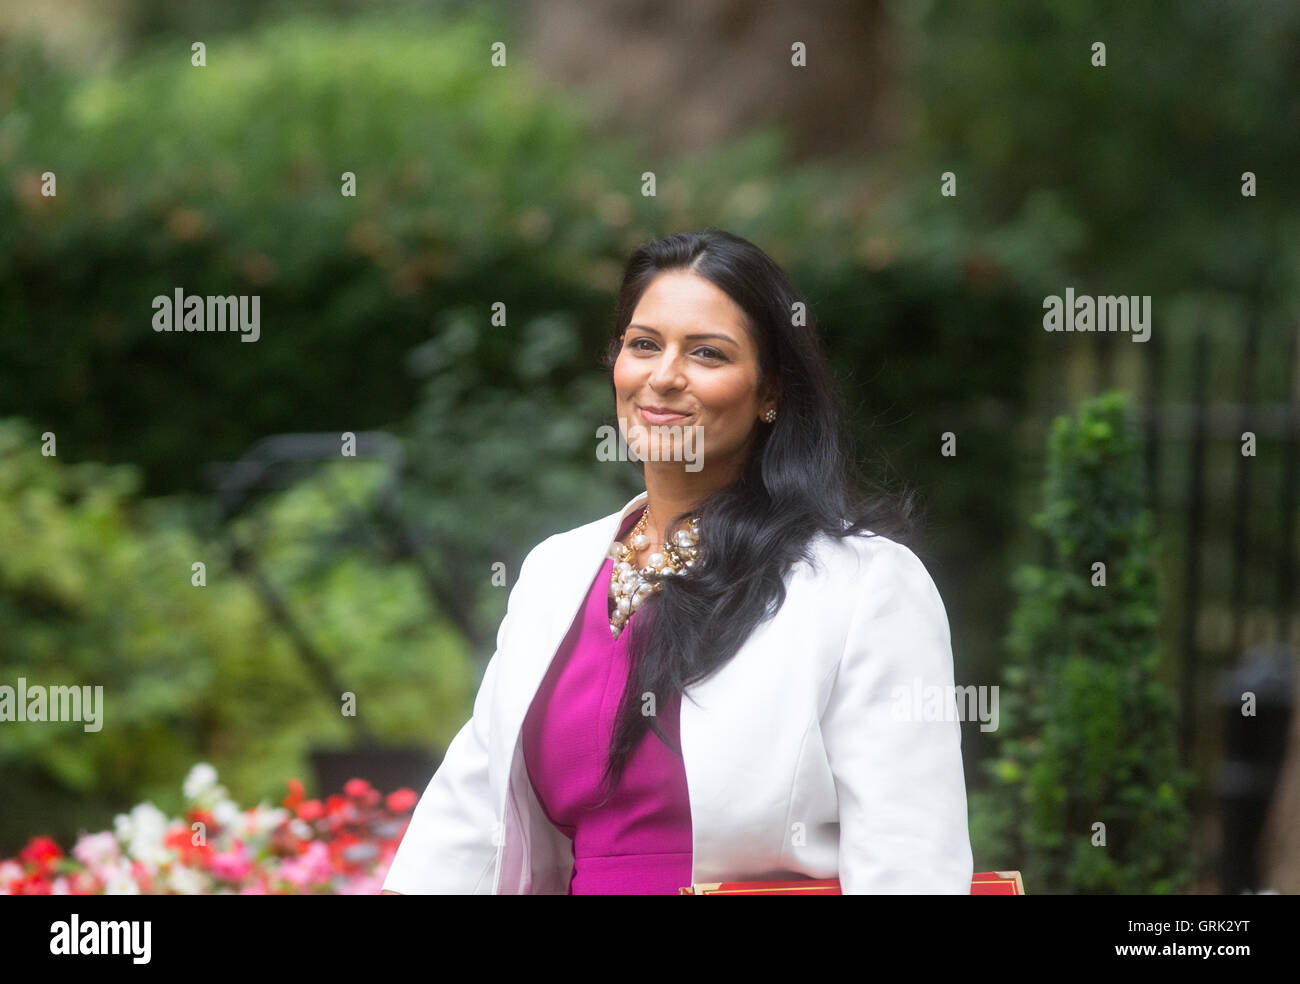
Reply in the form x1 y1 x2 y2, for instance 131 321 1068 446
382 490 973 894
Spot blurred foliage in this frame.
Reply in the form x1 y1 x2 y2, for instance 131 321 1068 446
969 392 1195 892
0 11 621 493
117 0 503 51
905 0 1300 303
0 418 477 855
0 9 1056 499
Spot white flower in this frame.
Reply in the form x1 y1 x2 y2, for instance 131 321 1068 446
182 763 220 801
102 862 141 895
167 865 206 895
250 805 288 835
212 798 241 829
113 802 172 866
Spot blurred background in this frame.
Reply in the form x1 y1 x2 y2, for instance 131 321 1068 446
1 0 1297 893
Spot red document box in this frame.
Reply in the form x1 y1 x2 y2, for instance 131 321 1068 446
679 871 1025 894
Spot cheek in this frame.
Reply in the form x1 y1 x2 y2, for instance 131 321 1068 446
696 373 755 418
611 356 635 397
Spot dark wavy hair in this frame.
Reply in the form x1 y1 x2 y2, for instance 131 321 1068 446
593 227 922 803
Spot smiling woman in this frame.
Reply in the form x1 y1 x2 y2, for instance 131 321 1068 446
381 228 972 894
612 269 777 485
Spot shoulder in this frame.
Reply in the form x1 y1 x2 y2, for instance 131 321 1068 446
514 504 624 580
806 526 937 585
803 528 950 629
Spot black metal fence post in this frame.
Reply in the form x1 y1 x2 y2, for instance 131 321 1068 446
1179 322 1210 766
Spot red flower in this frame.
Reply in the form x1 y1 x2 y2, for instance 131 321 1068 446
344 779 381 808
164 828 188 850
283 778 305 810
326 832 363 873
385 788 417 814
13 871 53 895
19 836 63 872
296 799 324 822
343 778 370 798
164 826 213 866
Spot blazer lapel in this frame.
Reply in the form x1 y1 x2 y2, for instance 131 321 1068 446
500 489 649 729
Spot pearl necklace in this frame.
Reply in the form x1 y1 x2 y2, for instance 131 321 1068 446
607 505 700 639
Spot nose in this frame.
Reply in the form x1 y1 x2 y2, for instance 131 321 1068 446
647 345 686 391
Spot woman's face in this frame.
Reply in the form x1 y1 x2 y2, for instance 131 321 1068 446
613 270 776 478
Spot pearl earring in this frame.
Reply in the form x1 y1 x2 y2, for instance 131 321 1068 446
762 408 777 422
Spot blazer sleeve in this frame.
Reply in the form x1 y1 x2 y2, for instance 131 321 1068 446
380 545 538 894
820 537 974 893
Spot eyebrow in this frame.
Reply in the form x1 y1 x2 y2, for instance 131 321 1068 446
626 324 737 346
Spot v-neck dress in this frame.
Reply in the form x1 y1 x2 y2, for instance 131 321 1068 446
521 505 693 894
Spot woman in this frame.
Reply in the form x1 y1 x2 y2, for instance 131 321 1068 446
382 229 972 894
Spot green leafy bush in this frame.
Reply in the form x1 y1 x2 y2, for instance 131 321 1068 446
0 418 475 855
969 391 1195 892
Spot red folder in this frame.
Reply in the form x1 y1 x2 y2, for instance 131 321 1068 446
679 871 1025 894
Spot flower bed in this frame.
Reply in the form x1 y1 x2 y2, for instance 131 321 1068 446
0 764 417 894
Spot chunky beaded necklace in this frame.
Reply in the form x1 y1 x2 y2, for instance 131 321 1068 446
607 505 700 639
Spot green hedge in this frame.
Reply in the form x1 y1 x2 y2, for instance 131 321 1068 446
970 391 1195 892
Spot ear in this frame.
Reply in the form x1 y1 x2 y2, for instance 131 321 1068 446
761 374 783 408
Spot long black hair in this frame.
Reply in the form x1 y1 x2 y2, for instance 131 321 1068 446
594 228 921 802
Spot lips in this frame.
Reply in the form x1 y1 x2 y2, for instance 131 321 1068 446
639 404 691 424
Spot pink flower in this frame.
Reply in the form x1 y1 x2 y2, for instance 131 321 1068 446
68 871 101 895
0 860 24 889
210 842 252 882
130 859 154 893
277 841 333 890
337 872 384 895
73 831 120 867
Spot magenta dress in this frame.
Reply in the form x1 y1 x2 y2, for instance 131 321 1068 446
521 506 693 894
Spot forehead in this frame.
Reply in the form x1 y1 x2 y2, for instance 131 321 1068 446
629 271 752 347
